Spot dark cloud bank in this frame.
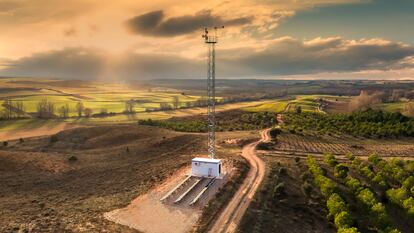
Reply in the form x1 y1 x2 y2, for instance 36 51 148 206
1 38 414 79
125 10 252 37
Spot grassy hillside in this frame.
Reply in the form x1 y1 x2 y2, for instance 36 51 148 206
0 125 205 232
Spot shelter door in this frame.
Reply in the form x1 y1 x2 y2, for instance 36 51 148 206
208 168 212 177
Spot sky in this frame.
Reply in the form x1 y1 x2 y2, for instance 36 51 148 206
0 0 414 80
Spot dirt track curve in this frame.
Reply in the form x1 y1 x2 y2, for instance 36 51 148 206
208 128 270 233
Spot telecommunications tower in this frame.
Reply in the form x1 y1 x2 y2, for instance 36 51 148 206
202 26 224 159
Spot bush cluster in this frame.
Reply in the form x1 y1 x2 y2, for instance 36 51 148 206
386 179 414 217
138 112 277 132
351 154 413 218
307 156 358 233
283 109 414 138
334 154 401 232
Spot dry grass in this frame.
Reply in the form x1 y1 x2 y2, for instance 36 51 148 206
0 125 206 232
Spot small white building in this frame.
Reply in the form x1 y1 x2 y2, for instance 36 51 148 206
191 157 222 178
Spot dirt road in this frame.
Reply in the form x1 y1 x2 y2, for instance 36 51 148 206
208 129 270 233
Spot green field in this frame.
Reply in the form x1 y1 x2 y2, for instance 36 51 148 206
244 95 326 113
5 93 202 117
375 102 414 117
243 100 289 113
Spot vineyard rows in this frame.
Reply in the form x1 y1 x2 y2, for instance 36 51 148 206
306 153 413 233
276 134 414 157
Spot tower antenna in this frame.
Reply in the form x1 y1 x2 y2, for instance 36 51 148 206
202 26 224 159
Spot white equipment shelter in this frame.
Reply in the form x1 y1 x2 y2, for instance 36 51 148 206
191 157 222 178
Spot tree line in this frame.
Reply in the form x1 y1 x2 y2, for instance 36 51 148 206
0 99 136 120
283 109 414 138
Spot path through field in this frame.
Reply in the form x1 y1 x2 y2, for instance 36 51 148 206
208 129 269 233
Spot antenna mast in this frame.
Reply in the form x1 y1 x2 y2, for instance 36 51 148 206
202 26 223 159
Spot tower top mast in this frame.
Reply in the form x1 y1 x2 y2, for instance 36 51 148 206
202 26 224 159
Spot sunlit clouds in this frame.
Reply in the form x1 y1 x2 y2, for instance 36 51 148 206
0 0 413 80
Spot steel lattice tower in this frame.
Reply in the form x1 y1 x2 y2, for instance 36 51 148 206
202 27 223 159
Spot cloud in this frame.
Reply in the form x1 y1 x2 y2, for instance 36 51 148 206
0 0 95 25
0 48 107 79
125 10 253 37
220 37 414 76
1 37 413 79
0 47 203 79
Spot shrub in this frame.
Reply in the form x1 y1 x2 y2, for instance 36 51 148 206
307 156 325 176
372 173 388 188
327 193 347 217
316 175 337 196
50 135 58 143
302 181 312 196
370 203 390 228
301 171 311 181
386 188 409 205
68 155 78 162
19 138 24 143
402 197 414 216
368 154 381 164
338 227 359 233
360 166 375 180
345 176 363 193
402 176 414 190
273 182 286 198
257 142 271 150
386 229 402 233
278 167 287 175
357 188 377 208
334 164 349 179
345 153 355 161
2 141 7 147
269 127 282 139
334 211 353 229
324 154 338 167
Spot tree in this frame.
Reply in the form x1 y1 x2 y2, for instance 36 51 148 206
2 99 13 119
125 100 136 113
84 108 93 117
36 99 55 118
295 106 302 114
334 164 349 179
58 104 70 118
159 102 172 110
172 96 180 109
334 211 353 229
327 193 347 217
269 127 281 140
14 101 24 118
324 154 338 166
76 101 84 117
